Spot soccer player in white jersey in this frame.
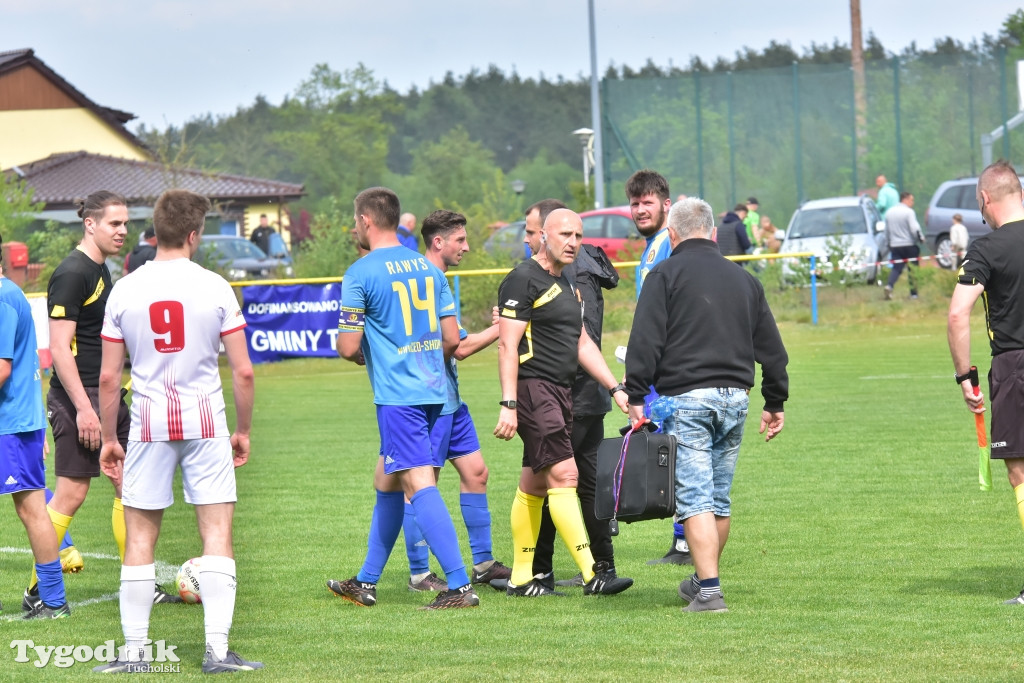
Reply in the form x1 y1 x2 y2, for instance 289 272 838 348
94 189 261 674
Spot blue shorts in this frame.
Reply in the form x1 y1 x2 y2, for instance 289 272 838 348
377 404 443 475
430 403 481 467
0 429 46 495
661 388 749 520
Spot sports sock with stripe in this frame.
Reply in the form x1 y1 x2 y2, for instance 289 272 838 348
698 576 722 599
460 492 493 565
410 486 469 589
402 501 430 576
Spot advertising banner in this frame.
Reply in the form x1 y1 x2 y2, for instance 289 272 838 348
242 283 342 364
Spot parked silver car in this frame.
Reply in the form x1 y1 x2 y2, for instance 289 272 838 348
779 196 885 284
924 177 1024 269
196 235 293 281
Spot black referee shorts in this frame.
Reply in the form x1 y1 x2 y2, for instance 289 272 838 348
517 378 574 473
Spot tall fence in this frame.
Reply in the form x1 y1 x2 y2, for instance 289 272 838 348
600 49 1019 226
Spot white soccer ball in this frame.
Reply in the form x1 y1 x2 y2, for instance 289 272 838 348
176 558 202 604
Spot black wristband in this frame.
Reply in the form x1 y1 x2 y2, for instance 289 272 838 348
954 370 973 385
609 383 627 397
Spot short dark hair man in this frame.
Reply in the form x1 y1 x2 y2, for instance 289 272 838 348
250 214 276 256
97 189 259 672
398 209 512 591
625 197 788 612
717 204 750 257
523 199 567 257
948 160 1024 605
883 191 924 300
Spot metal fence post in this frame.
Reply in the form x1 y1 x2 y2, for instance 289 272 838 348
850 66 858 193
728 71 736 206
695 71 705 199
810 255 818 325
893 56 903 191
792 62 803 205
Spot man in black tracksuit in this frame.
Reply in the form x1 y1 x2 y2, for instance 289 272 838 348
625 197 788 612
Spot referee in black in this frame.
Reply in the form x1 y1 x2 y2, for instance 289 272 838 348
493 208 631 597
948 160 1024 606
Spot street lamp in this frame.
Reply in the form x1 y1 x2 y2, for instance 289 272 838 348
511 178 526 196
572 127 595 192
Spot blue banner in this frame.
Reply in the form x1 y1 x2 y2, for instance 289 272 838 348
242 283 342 364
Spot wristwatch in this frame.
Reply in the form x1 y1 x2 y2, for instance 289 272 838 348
954 370 972 385
499 400 517 409
609 383 627 397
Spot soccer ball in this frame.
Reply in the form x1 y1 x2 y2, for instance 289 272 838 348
176 558 202 604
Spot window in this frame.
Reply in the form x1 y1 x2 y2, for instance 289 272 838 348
607 215 636 239
581 215 605 238
936 186 965 209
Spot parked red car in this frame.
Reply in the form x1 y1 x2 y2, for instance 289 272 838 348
579 206 645 260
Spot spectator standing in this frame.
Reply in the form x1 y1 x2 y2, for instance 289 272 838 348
883 192 925 300
950 213 969 269
397 212 418 251
249 214 276 256
744 197 761 246
875 175 900 217
124 227 156 274
625 197 788 612
717 204 751 257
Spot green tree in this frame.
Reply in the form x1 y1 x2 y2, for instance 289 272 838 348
0 174 44 243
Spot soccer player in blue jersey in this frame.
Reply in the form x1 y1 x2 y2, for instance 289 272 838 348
0 234 69 619
400 209 512 592
327 187 479 610
626 170 693 566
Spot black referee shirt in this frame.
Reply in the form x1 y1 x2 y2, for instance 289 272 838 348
958 219 1024 356
497 258 582 387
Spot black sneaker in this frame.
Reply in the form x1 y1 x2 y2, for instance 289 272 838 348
23 601 70 620
554 572 585 587
506 578 565 597
583 561 633 596
153 585 184 604
92 658 151 674
1003 586 1024 605
420 584 480 610
201 647 264 674
647 538 693 566
682 591 728 612
21 586 41 612
327 577 377 606
472 560 512 585
407 572 447 592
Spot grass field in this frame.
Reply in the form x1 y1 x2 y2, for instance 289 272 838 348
2 278 1022 680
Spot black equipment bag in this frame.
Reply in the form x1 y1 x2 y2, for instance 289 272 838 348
595 424 676 526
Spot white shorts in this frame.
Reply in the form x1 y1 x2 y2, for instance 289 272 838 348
122 438 237 510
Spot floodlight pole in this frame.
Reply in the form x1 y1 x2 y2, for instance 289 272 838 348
588 0 604 208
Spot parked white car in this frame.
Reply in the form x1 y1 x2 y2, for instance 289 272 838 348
780 196 886 284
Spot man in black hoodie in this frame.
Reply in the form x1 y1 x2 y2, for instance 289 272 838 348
717 204 751 257
625 197 788 612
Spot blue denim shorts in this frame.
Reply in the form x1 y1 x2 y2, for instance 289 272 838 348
661 387 749 520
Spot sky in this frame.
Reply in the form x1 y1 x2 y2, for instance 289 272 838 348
2 0 1019 131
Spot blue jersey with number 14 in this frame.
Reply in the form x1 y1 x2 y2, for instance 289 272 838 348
339 245 456 406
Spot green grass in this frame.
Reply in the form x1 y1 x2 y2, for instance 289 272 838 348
2 286 1021 680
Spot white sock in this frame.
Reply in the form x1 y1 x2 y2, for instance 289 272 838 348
120 564 155 661
199 555 236 660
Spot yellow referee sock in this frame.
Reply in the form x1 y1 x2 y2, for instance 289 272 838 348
30 506 73 588
112 498 126 563
548 487 596 583
1015 483 1024 532
509 488 543 586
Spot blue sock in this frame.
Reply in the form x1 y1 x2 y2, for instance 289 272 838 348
460 492 493 565
35 559 66 607
673 522 686 540
356 490 404 584
410 487 469 589
44 487 73 550
403 502 430 575
698 576 721 599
